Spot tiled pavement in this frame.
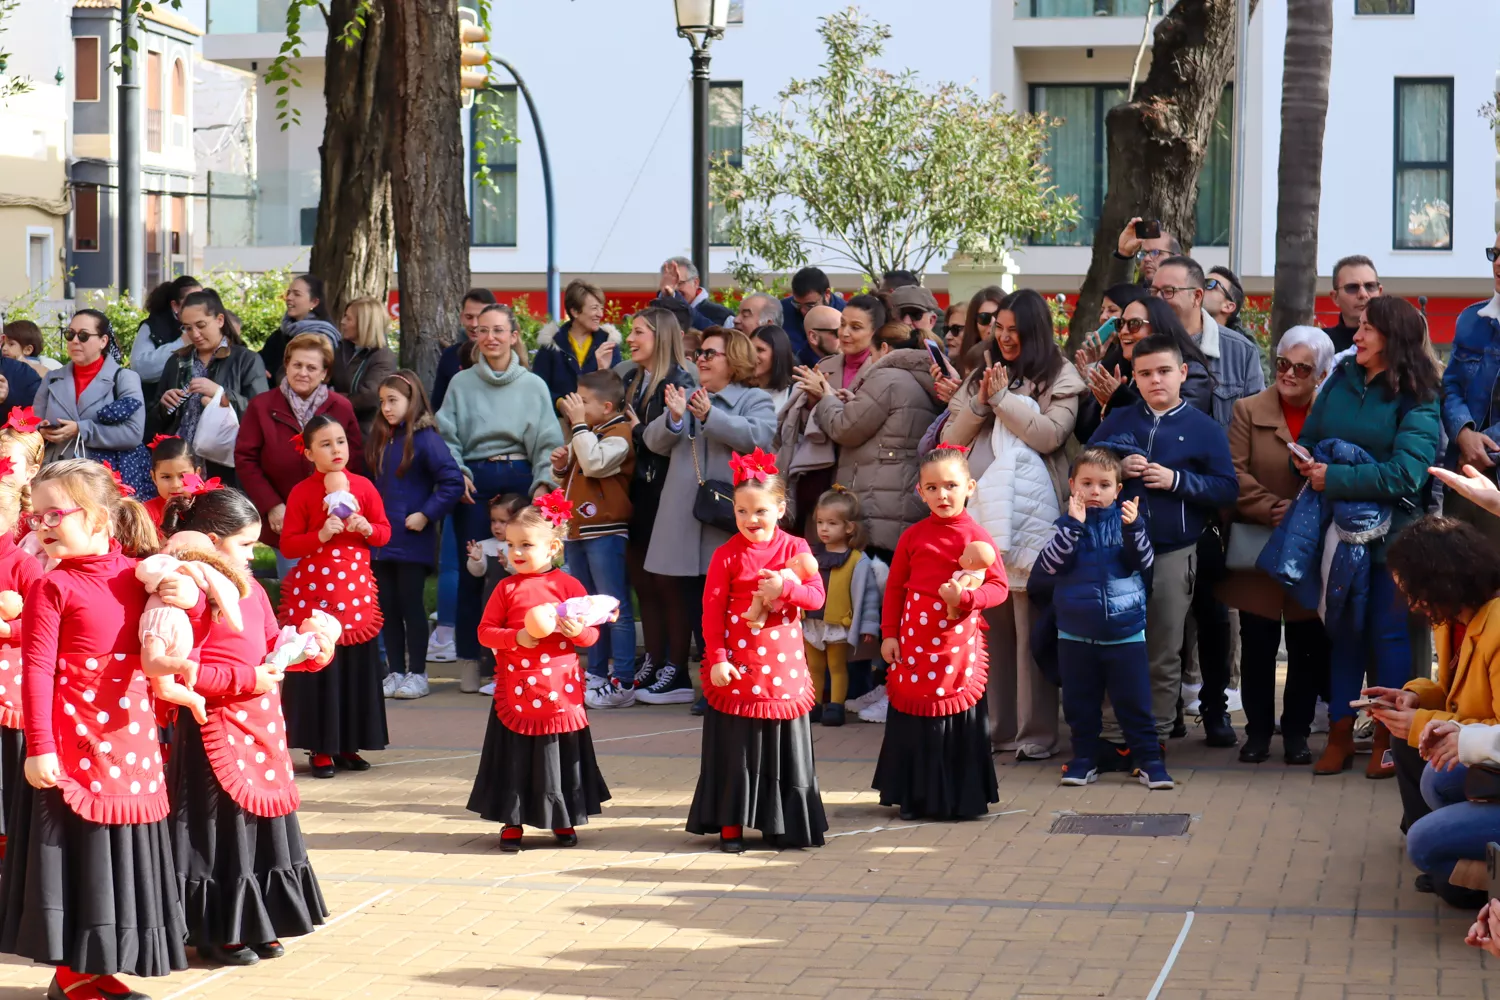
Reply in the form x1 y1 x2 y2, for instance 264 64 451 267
0 683 1494 999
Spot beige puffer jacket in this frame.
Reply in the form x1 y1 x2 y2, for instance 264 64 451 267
811 348 941 552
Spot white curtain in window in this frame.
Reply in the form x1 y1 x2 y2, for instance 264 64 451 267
1396 82 1451 249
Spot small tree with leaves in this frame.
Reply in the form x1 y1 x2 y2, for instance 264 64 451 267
714 6 1075 286
0 0 35 103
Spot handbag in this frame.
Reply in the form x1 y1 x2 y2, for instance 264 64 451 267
193 386 240 467
1465 763 1500 804
688 428 736 533
1225 522 1275 572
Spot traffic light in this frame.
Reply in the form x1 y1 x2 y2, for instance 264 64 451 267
458 6 488 109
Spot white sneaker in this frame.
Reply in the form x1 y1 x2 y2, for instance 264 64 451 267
857 693 888 723
394 673 430 699
1182 682 1203 716
426 628 457 663
585 673 610 694
1016 743 1056 761
479 680 495 696
1224 687 1243 715
585 679 637 709
382 673 405 698
845 684 886 713
1312 699 1330 734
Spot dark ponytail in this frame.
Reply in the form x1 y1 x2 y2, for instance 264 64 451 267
846 292 890 332
161 486 261 538
72 308 122 364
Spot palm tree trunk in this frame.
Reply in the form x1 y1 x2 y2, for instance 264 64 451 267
1269 0 1333 344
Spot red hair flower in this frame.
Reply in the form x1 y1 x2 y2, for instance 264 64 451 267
728 447 778 487
934 442 970 454
182 472 223 496
290 432 306 456
534 489 574 527
101 461 135 497
0 456 15 480
4 408 41 434
147 434 180 451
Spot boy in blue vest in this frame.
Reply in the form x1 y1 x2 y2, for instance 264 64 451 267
1033 446 1171 789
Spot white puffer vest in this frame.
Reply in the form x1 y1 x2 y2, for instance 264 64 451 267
972 395 1061 588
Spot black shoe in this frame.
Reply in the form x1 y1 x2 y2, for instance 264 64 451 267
91 981 153 1000
335 753 371 771
636 661 696 705
499 828 523 853
251 940 285 959
309 755 335 779
1203 715 1238 748
821 703 845 727
689 693 707 717
1169 717 1188 739
1238 736 1271 763
198 943 259 966
809 703 824 724
1096 741 1134 773
1415 872 1435 894
1283 735 1312 766
720 835 745 854
554 830 579 847
632 654 659 691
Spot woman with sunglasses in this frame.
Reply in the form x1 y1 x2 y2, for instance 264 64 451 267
1073 297 1214 443
1219 326 1336 766
35 309 153 495
942 302 966 361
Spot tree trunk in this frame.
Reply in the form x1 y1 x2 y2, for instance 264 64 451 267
309 0 395 321
1067 0 1256 350
388 0 470 385
1269 0 1332 344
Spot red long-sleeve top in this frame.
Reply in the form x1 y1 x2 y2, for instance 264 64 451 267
478 568 600 735
188 579 278 699
143 495 169 529
278 470 391 558
880 511 1008 637
0 530 44 730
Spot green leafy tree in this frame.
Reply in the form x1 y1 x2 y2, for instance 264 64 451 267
713 6 1076 285
0 0 34 103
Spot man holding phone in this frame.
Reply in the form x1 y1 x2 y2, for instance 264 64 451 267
1114 217 1182 286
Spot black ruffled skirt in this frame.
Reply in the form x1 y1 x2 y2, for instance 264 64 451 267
872 702 999 821
0 785 188 977
169 715 328 949
686 706 827 847
466 712 610 830
283 640 389 756
0 725 23 838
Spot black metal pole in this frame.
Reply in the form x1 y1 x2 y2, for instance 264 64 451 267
690 44 711 294
490 57 559 321
119 12 142 302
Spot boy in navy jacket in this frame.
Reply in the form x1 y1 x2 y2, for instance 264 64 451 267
1088 333 1238 752
1034 447 1170 789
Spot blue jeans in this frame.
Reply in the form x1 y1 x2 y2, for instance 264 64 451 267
1328 565 1411 723
455 460 533 660
1058 638 1160 767
564 535 635 684
1407 762 1500 887
437 516 459 629
275 550 299 579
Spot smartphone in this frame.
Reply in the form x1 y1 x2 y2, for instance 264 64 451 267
926 340 956 378
1287 442 1312 463
1134 219 1162 241
1488 841 1499 901
1348 697 1388 710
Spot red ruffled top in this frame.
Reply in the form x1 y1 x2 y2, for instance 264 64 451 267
276 471 391 644
478 569 600 736
0 531 43 731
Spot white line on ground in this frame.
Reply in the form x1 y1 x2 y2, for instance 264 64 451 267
159 889 394 1000
594 726 701 743
370 752 479 768
826 808 1028 840
370 727 702 768
1144 909 1195 1000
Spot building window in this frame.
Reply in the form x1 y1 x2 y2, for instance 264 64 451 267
1030 0 1152 15
170 59 187 146
470 87 518 247
1196 85 1233 247
74 37 100 102
145 192 162 289
709 82 743 246
1393 78 1452 250
1356 0 1413 13
145 51 163 153
170 195 185 256
74 184 100 251
1029 84 1126 246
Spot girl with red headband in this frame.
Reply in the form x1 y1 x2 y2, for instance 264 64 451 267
687 448 828 854
873 444 1008 821
468 490 609 851
275 412 392 779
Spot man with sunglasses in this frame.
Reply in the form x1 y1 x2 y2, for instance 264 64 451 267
1150 257 1264 431
1114 217 1183 285
779 266 845 367
1439 235 1500 546
1323 254 1383 353
802 305 842 360
1204 266 1245 332
888 284 942 344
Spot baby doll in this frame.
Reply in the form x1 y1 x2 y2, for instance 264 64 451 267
323 470 360 519
524 595 621 641
0 590 21 639
265 609 343 672
136 530 247 723
945 540 996 620
744 552 819 630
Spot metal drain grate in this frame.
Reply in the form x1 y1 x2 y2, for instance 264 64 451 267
1048 813 1192 837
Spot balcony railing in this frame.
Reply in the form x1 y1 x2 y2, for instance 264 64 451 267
1020 0 1158 16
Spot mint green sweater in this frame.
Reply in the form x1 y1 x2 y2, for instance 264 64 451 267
435 351 563 491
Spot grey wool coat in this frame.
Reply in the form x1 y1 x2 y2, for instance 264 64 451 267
35 356 147 463
642 380 776 577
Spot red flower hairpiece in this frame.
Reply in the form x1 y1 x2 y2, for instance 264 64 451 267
533 489 574 527
728 447 778 486
934 442 970 454
182 472 223 496
290 432 306 456
147 434 180 451
0 456 15 480
101 461 135 497
4 408 41 434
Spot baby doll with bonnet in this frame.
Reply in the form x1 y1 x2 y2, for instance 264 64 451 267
323 470 360 519
265 608 343 672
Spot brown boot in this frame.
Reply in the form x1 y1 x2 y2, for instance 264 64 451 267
1314 716 1356 775
1366 721 1396 779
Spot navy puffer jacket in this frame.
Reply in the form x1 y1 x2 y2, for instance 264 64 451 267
1032 504 1155 643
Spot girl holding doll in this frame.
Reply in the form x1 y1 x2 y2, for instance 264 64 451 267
874 444 1007 821
687 448 829 854
277 412 391 778
0 408 46 856
163 482 332 966
0 459 197 1000
468 490 610 852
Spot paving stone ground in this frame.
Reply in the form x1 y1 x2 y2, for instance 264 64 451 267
0 682 1493 999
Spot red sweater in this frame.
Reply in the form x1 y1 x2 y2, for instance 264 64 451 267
701 529 826 719
478 568 599 736
73 354 105 400
278 470 391 559
0 531 43 730
143 495 169 528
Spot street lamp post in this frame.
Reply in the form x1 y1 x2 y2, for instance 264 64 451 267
673 0 728 294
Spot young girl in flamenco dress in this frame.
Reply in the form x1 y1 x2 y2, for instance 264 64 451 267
687 448 829 854
873 445 1008 821
468 490 610 852
164 480 334 967
276 413 391 778
0 458 199 1000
